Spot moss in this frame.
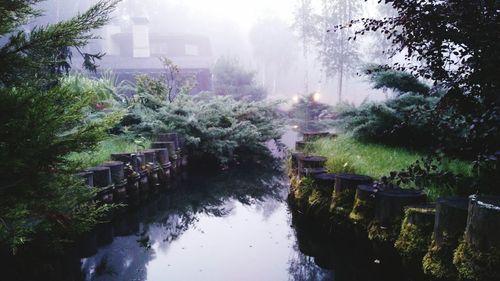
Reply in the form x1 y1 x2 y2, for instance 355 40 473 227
307 189 330 216
292 177 315 208
368 220 402 244
422 234 459 279
349 196 375 228
453 239 500 281
394 208 435 265
330 188 356 218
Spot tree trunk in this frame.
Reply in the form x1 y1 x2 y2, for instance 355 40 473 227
338 66 343 103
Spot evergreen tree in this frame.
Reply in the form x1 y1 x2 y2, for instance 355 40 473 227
0 0 120 259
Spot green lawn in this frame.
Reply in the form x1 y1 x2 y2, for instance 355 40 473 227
305 135 472 199
66 135 151 168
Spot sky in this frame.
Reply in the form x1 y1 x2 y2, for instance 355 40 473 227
168 0 297 29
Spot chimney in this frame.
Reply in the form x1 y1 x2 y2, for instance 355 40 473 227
131 17 150 58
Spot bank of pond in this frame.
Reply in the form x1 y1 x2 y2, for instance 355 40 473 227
289 132 500 281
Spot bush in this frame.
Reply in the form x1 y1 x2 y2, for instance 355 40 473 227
155 93 284 164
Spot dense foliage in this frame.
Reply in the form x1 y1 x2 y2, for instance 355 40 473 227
119 85 284 164
0 0 119 255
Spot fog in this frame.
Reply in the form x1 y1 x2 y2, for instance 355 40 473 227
35 0 389 106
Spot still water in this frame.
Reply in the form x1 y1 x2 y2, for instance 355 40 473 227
80 164 334 281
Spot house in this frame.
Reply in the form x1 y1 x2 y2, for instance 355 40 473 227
83 17 214 94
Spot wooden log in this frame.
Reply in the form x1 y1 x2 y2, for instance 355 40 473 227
156 133 180 149
101 161 127 204
111 153 139 172
142 149 157 164
331 174 373 217
349 184 377 226
101 161 125 184
289 152 304 177
143 150 161 190
156 141 179 171
454 195 500 281
302 131 330 141
75 171 94 187
295 141 310 152
298 155 327 170
111 153 140 205
394 204 435 265
312 173 336 195
422 197 468 279
135 153 149 199
374 188 427 227
87 167 112 188
153 148 171 185
368 188 426 243
464 195 500 249
298 167 328 178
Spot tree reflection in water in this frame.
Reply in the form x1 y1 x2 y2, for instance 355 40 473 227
81 160 292 281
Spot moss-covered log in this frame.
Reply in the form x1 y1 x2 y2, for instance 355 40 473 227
312 173 336 195
349 184 377 227
453 195 500 281
422 197 468 280
368 188 426 243
330 174 373 217
305 174 337 216
394 204 435 266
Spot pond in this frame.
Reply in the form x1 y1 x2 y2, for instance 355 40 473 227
80 164 335 281
75 130 412 281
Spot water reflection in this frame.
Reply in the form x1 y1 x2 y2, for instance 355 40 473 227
80 161 333 281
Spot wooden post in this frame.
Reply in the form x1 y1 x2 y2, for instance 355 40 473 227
136 153 149 200
88 166 114 204
75 171 94 187
302 131 330 142
297 155 327 177
312 173 336 195
331 174 373 217
368 188 426 243
422 197 468 279
295 140 310 152
394 204 435 266
349 184 377 227
153 148 172 185
454 195 500 281
101 161 127 204
111 153 140 205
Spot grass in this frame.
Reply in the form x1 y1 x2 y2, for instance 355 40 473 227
66 135 151 168
305 135 473 200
